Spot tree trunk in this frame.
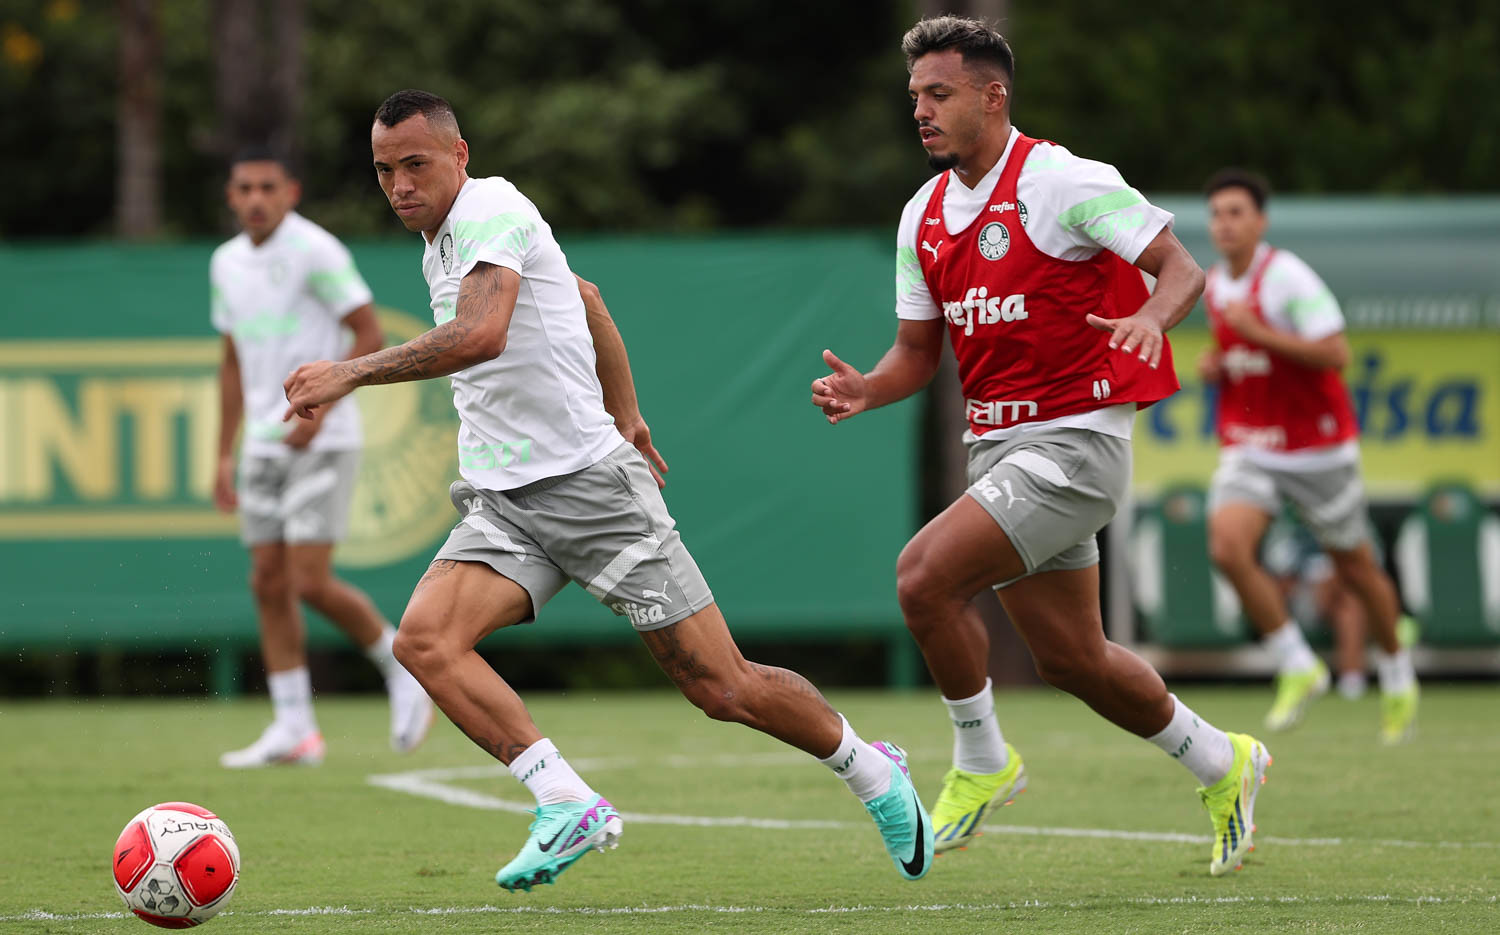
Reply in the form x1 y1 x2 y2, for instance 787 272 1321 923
211 0 303 163
212 0 263 157
266 0 305 164
115 0 162 239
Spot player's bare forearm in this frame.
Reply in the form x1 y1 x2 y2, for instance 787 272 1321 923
814 319 942 424
577 276 643 423
864 346 941 409
864 319 945 409
217 336 243 458
1131 229 1205 333
1252 329 1350 371
344 263 515 387
343 304 385 360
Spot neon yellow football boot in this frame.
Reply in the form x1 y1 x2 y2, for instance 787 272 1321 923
930 743 1026 852
1264 660 1329 731
1199 732 1271 876
1380 684 1419 745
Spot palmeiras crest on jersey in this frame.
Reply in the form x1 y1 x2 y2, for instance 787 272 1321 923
439 232 454 273
978 221 1010 261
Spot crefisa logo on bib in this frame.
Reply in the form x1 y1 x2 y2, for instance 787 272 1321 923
978 221 1010 261
439 232 454 274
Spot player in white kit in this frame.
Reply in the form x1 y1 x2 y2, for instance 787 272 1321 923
281 90 933 891
212 147 431 767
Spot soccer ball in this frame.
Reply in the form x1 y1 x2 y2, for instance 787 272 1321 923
112 802 240 928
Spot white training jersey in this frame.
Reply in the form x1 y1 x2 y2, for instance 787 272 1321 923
1207 242 1356 471
894 127 1174 442
420 176 622 491
211 211 372 458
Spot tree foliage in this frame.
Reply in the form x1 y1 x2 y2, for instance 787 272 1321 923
1 0 1495 239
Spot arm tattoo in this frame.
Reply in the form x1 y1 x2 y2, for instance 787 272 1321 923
343 265 506 386
640 626 711 686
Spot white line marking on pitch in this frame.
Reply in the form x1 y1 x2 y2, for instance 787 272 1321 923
7 894 1498 923
366 757 1499 851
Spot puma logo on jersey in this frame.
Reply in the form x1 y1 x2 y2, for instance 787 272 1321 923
921 239 943 260
942 288 1027 335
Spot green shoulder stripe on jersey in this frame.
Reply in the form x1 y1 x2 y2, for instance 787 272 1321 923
453 212 537 267
896 246 924 298
308 264 364 305
1286 291 1339 327
1057 189 1145 229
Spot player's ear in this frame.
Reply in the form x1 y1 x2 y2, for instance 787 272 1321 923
454 137 470 172
985 81 1008 113
287 178 303 208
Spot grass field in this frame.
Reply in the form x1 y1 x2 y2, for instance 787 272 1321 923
2 685 1496 934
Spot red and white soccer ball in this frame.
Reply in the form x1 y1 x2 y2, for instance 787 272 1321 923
112 802 240 928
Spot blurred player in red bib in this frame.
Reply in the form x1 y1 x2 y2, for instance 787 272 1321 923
1199 168 1418 742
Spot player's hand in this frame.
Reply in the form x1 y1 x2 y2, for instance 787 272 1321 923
283 407 324 449
1219 300 1264 342
212 454 237 513
617 414 668 488
811 349 867 425
1196 348 1222 384
282 360 355 421
1086 313 1166 370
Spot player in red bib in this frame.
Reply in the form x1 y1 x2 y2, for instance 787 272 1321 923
811 16 1267 877
1199 169 1418 743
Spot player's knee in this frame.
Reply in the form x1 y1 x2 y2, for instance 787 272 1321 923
676 671 754 724
248 562 290 606
290 571 332 607
391 612 448 677
895 547 944 621
1207 527 1255 573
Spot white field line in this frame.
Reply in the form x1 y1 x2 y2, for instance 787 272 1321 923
366 759 1500 851
7 894 1498 923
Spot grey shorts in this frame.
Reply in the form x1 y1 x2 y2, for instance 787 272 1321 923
238 449 359 546
964 428 1131 588
433 443 714 630
1208 452 1370 551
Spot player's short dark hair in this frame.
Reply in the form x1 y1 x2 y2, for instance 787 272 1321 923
901 15 1015 86
1204 168 1271 211
373 89 460 134
229 144 296 178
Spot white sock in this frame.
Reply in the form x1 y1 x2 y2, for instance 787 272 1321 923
817 715 892 803
509 738 594 807
363 626 400 682
1337 671 1367 700
1375 648 1416 694
266 667 316 735
1146 695 1236 787
1264 621 1319 674
943 678 1009 774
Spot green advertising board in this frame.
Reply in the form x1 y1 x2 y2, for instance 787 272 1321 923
0 235 921 679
